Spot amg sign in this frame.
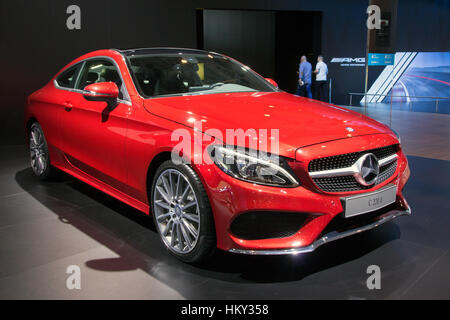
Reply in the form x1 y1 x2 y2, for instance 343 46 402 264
331 57 365 67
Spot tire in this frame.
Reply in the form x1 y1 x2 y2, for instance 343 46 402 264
150 160 216 263
29 122 55 180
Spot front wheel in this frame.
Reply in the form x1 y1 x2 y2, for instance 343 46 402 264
151 161 216 263
29 122 55 180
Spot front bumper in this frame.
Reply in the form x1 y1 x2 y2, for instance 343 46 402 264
229 203 411 255
195 134 410 254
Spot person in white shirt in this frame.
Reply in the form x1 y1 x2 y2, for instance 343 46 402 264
313 55 328 101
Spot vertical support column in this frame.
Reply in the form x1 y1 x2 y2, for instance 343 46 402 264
329 78 332 103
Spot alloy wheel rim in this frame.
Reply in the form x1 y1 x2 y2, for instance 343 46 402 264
153 168 200 254
29 127 47 176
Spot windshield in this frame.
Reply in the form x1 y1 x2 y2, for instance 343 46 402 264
126 53 276 98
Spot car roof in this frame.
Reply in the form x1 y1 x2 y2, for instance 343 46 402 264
114 47 217 57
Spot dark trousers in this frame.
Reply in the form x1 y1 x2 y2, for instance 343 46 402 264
295 82 312 98
314 80 327 102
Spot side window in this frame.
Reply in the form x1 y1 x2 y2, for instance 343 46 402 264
56 63 81 88
76 59 125 100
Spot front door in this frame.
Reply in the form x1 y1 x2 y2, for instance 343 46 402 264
59 58 131 192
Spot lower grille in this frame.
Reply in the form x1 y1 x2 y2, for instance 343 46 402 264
230 211 308 240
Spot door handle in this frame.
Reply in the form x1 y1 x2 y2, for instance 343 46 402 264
63 101 73 112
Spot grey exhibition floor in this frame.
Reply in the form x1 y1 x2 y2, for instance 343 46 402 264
0 145 449 299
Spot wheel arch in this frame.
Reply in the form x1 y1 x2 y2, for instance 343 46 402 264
25 117 39 146
146 151 173 203
144 150 209 209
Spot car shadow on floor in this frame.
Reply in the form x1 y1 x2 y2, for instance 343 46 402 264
15 167 401 287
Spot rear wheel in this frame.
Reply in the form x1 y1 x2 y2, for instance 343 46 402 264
29 122 54 180
151 160 216 263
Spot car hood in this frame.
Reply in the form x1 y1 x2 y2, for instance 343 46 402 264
143 91 392 158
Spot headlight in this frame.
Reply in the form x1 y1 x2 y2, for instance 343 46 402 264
392 129 401 144
209 145 300 187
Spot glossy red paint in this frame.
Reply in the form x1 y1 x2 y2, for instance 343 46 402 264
264 78 278 88
142 92 393 157
25 49 410 253
83 82 119 98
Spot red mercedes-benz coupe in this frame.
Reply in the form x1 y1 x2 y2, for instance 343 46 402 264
25 48 410 262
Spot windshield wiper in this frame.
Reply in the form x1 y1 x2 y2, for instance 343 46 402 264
209 82 225 89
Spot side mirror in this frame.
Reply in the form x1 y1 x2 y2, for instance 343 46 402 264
83 82 119 101
265 78 278 88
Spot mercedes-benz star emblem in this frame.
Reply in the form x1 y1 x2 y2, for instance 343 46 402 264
354 153 379 186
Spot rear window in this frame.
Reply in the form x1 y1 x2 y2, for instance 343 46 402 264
56 63 81 88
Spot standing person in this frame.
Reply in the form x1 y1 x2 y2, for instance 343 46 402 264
295 55 312 98
314 55 328 101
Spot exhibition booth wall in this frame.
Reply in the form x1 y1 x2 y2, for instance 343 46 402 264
0 0 448 145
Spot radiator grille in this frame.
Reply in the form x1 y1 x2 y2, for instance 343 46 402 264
309 145 399 193
312 160 397 192
308 145 398 172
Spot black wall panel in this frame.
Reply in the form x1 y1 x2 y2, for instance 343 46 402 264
0 0 448 145
202 10 276 78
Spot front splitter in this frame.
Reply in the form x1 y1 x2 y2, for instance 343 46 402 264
228 205 411 255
